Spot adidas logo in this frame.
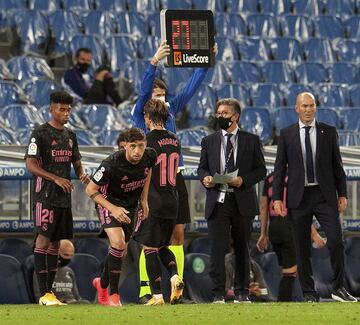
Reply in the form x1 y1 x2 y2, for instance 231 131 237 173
51 140 58 146
121 175 128 181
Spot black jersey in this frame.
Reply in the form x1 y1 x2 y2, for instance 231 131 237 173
24 123 81 208
91 148 157 212
146 129 181 219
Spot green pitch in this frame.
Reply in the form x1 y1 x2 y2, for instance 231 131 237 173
1 303 359 324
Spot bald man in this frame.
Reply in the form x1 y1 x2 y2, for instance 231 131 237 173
272 92 356 303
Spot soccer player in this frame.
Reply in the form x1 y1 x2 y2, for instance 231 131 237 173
86 128 156 307
134 98 183 305
25 91 89 306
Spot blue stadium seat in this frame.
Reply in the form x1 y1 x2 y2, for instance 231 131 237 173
118 101 134 126
311 246 333 298
314 15 345 38
224 0 257 12
295 62 328 84
317 83 349 107
98 129 122 146
184 253 213 303
0 0 26 10
344 16 360 39
0 128 18 144
48 10 82 58
328 62 359 85
251 83 283 110
345 237 360 296
236 37 270 62
292 0 320 15
318 0 355 17
203 61 231 85
119 261 139 303
281 83 316 106
127 0 159 11
21 255 36 303
262 61 295 83
341 108 360 132
75 238 109 263
349 84 360 107
74 129 99 145
24 79 61 108
279 14 315 41
0 58 14 79
267 37 303 62
259 0 291 15
147 12 160 37
0 238 32 264
215 36 239 61
303 37 335 62
316 107 340 128
70 35 105 69
17 129 33 145
62 0 93 11
338 130 360 146
247 13 279 37
94 0 126 12
332 38 360 63
137 36 159 60
105 35 137 77
215 13 246 37
216 83 251 107
13 10 49 56
163 69 193 98
115 12 147 37
160 0 192 9
28 0 59 12
177 127 210 146
193 0 225 11
187 237 210 255
1 104 44 131
273 107 298 132
0 80 29 107
0 254 30 303
68 253 101 301
226 61 262 83
240 107 273 144
81 10 116 39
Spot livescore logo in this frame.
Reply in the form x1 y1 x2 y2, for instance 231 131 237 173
173 51 209 66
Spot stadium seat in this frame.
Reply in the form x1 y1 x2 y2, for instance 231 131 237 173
341 108 360 132
251 83 283 110
115 12 147 37
0 238 32 264
338 130 360 146
313 15 345 38
98 129 122 146
236 37 270 62
1 104 44 131
281 83 316 106
216 83 251 107
0 58 14 79
215 13 246 38
318 0 355 17
119 262 140 303
21 255 36 303
279 14 315 41
316 107 340 128
184 253 213 303
247 13 279 37
147 12 160 37
81 10 116 38
215 37 239 61
28 0 59 12
62 0 93 11
94 0 127 12
203 61 231 85
187 237 210 255
162 68 193 98
303 38 335 62
349 84 360 107
267 37 303 62
317 83 349 108
13 10 49 56
17 129 33 145
0 128 18 144
262 61 295 84
0 80 29 107
292 0 320 15
75 238 109 263
224 0 258 13
177 127 210 146
311 246 333 298
345 237 360 296
332 38 360 63
328 62 359 85
0 254 30 303
259 0 291 15
73 129 99 145
344 16 360 39
24 79 61 108
240 107 273 144
226 61 262 84
137 36 159 60
127 0 160 11
0 0 26 10
273 107 298 132
68 253 101 301
160 0 192 10
192 0 225 11
70 35 105 69
295 62 328 84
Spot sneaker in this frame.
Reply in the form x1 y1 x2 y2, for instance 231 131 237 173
107 293 122 307
39 292 64 306
234 294 251 303
331 287 357 302
145 296 165 306
170 274 184 305
303 292 319 303
139 294 152 305
92 277 109 305
213 296 225 304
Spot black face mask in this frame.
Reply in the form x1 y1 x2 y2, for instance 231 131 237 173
218 116 234 130
58 256 71 267
76 63 90 73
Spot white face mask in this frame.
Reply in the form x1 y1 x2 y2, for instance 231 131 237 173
156 96 166 103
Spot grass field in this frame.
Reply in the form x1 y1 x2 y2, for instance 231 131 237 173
1 303 359 324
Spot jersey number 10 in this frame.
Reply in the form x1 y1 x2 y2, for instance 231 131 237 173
156 152 179 186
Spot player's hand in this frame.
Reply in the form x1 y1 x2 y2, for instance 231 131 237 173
256 234 269 253
338 196 347 213
153 41 170 63
213 43 218 57
228 176 243 188
110 206 131 224
203 176 215 188
274 200 286 217
249 282 261 297
95 70 109 81
54 176 73 193
139 200 149 220
79 173 90 185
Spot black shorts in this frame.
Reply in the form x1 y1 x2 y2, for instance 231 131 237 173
269 216 296 268
133 215 176 248
176 172 191 224
96 205 137 242
34 202 73 241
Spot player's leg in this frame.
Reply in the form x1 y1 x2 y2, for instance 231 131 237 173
46 240 60 294
34 234 51 300
138 249 152 302
169 224 185 279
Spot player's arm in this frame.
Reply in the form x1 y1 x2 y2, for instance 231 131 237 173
256 195 269 253
85 180 131 224
25 157 73 193
72 160 90 185
139 169 152 220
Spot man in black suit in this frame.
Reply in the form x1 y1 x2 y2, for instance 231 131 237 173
198 98 266 303
273 92 356 302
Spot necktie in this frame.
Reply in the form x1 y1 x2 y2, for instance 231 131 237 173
225 133 235 173
304 126 315 183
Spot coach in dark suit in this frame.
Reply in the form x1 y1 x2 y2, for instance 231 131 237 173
273 92 356 302
198 98 266 303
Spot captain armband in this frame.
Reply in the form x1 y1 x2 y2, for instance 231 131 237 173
89 191 101 200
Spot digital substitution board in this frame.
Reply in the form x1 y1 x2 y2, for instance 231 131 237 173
160 9 215 67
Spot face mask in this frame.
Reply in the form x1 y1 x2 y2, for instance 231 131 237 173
58 256 71 267
218 116 234 130
157 96 166 103
76 63 90 73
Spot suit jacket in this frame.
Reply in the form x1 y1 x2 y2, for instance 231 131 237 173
197 130 266 219
273 122 347 209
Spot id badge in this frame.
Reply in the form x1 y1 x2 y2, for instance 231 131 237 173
217 191 225 203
